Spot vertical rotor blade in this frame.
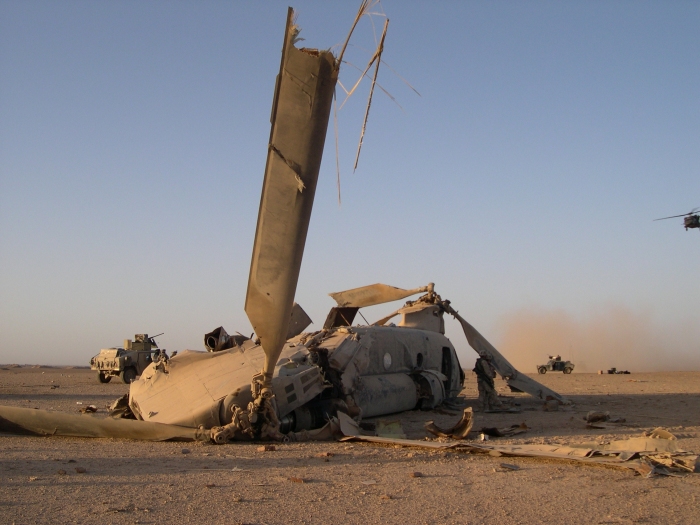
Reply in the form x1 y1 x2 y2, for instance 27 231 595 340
245 9 339 381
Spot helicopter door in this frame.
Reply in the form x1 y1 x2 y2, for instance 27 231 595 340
441 347 452 392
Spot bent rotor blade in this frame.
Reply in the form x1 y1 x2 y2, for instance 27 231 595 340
245 8 339 383
442 304 569 404
330 283 431 308
0 405 209 442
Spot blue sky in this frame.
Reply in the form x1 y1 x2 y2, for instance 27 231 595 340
1 1 698 369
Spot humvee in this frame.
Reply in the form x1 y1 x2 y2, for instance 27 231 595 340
90 333 164 384
537 355 574 375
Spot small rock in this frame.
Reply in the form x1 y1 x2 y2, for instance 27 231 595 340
409 472 423 478
380 494 392 500
289 476 304 483
205 483 216 488
74 467 86 474
315 452 333 458
181 448 191 454
67 459 76 463
57 470 67 475
257 445 276 452
28 476 39 481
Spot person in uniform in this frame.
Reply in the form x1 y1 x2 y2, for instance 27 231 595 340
473 355 502 411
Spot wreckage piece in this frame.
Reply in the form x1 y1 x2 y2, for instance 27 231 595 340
330 283 433 309
478 424 528 438
442 302 569 404
128 341 325 430
204 305 311 353
341 419 696 475
0 405 209 442
245 8 339 391
425 407 474 439
204 326 250 353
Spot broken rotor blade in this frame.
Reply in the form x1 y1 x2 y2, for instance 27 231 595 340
443 303 569 404
353 18 388 172
245 8 339 384
0 405 209 442
329 283 432 308
372 308 401 326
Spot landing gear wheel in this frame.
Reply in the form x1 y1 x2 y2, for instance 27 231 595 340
563 367 572 374
538 367 547 375
120 368 137 384
97 372 111 384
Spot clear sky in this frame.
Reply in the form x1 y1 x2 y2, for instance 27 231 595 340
1 1 698 371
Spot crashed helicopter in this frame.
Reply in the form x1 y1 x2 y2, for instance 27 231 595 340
0 4 567 443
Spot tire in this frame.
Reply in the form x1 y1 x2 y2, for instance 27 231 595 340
120 368 137 384
563 367 572 374
538 367 547 375
97 372 111 384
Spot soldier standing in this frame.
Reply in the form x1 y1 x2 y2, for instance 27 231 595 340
473 356 502 411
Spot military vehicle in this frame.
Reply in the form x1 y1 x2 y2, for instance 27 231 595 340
654 207 700 231
537 355 574 375
0 3 568 442
90 333 164 384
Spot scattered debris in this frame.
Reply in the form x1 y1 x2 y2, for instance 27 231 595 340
479 423 528 438
607 368 631 374
425 408 473 439
380 494 392 500
585 411 625 424
543 399 559 412
586 411 609 423
361 480 377 485
342 423 697 477
315 452 334 458
499 463 520 471
289 476 305 483
648 427 676 440
257 445 276 452
79 405 97 414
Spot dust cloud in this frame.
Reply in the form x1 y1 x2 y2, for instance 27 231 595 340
494 305 700 373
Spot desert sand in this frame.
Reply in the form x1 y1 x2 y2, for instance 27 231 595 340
1 366 699 525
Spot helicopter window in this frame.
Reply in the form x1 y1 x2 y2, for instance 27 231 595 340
383 353 392 370
416 353 424 368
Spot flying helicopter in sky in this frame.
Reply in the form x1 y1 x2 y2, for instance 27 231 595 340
654 208 700 231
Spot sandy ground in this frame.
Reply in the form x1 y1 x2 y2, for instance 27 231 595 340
1 367 699 525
